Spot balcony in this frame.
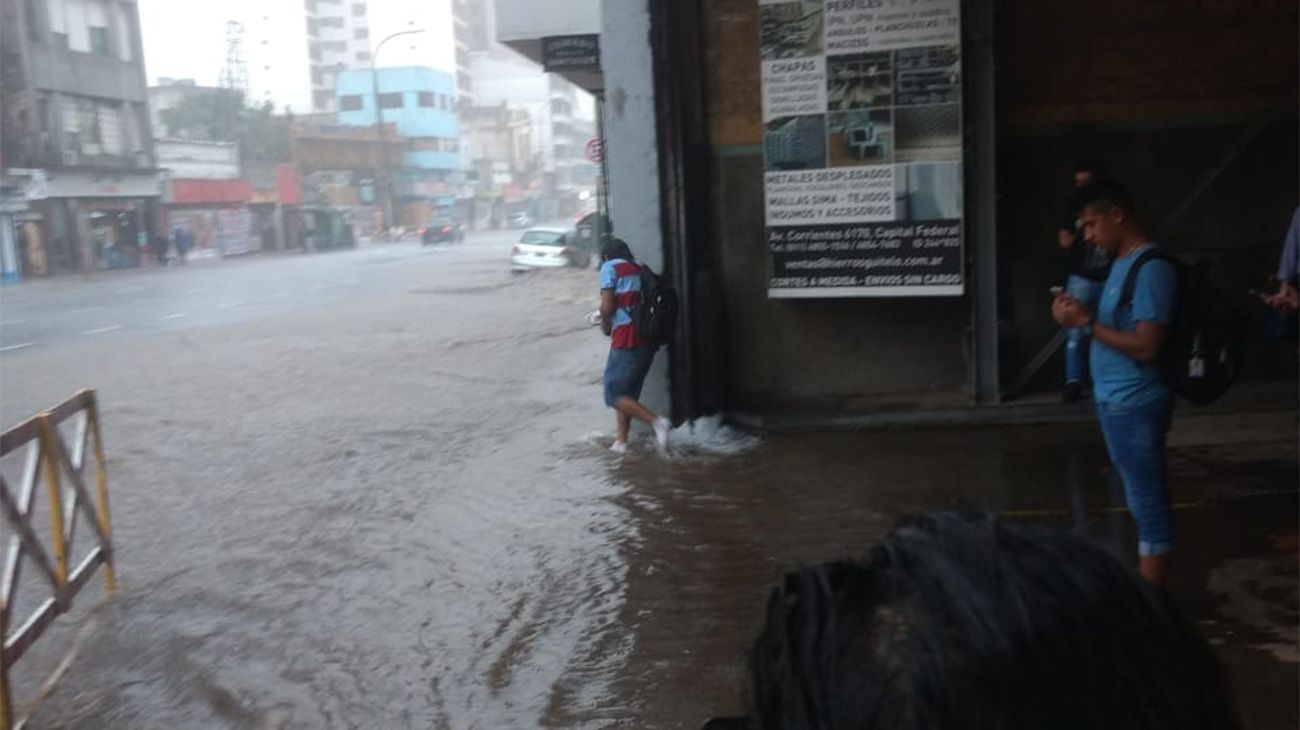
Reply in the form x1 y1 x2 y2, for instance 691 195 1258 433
23 44 148 104
1 134 153 172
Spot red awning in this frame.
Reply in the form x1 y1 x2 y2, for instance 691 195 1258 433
169 179 252 205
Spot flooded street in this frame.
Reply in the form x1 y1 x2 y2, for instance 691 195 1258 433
1 232 1296 728
2 231 641 727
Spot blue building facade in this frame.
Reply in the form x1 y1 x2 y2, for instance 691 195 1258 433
336 67 461 213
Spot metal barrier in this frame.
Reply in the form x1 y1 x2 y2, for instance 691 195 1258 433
0 390 115 730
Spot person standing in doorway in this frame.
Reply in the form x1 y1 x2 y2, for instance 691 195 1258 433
599 237 671 455
1059 161 1112 403
1052 179 1178 586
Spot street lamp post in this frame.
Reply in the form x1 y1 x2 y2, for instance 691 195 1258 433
371 28 426 235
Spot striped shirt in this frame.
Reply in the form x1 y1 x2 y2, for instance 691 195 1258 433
600 258 643 350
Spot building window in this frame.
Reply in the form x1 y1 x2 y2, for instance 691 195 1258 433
313 90 334 109
353 27 368 40
352 3 367 16
89 26 111 56
311 68 325 85
340 95 364 112
65 97 103 156
319 17 344 28
378 93 403 109
356 51 371 62
410 138 459 153
418 92 434 108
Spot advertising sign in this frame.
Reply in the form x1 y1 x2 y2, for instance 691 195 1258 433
542 35 601 72
216 208 255 257
759 0 964 297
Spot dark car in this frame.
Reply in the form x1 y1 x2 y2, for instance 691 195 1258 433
421 217 465 244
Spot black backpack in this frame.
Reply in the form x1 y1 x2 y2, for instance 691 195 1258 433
1119 249 1245 405
635 265 678 347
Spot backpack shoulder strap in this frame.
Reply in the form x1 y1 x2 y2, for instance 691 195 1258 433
1118 247 1172 309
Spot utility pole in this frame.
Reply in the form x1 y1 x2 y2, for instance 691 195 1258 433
371 29 425 235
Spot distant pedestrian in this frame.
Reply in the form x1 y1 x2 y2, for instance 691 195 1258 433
1058 160 1112 403
1052 178 1178 586
1261 205 1299 313
599 237 671 455
152 230 170 266
172 225 191 265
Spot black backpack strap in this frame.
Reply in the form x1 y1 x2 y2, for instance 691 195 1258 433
1118 248 1170 310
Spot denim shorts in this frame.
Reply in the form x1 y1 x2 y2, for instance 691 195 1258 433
604 347 655 407
1096 396 1175 556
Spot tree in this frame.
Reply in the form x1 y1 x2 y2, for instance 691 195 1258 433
157 88 244 142
157 90 290 164
239 101 290 165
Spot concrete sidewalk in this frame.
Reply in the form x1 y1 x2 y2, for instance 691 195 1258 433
602 403 1298 729
732 379 1297 431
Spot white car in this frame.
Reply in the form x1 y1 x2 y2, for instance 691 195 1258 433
510 228 592 270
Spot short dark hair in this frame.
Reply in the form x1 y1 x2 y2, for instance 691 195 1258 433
1073 177 1138 218
602 236 634 262
750 512 1238 730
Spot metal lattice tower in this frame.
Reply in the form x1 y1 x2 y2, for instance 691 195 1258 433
220 21 248 96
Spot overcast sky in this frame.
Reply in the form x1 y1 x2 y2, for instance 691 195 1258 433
138 0 456 108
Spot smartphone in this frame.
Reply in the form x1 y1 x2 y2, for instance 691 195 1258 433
1049 286 1065 296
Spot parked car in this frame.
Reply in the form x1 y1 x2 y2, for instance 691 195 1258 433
507 211 532 229
421 217 465 244
511 227 592 270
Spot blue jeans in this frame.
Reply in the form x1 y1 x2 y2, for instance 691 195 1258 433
1065 274 1103 385
604 347 655 407
1096 396 1175 556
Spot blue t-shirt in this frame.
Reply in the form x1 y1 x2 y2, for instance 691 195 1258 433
1090 243 1178 407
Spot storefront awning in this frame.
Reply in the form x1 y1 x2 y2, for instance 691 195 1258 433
168 179 252 206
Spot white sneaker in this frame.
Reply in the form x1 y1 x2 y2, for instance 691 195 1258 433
610 440 628 455
653 417 672 454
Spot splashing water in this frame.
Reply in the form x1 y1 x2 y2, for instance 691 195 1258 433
668 415 762 456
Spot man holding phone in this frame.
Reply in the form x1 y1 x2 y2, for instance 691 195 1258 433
1051 179 1178 586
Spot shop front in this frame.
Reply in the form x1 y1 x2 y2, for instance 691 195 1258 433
163 179 257 259
31 170 161 274
592 0 1297 420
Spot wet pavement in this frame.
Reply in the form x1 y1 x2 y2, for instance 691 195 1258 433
0 232 1296 728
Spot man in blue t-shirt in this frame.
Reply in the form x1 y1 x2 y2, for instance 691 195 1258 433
1052 179 1178 586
